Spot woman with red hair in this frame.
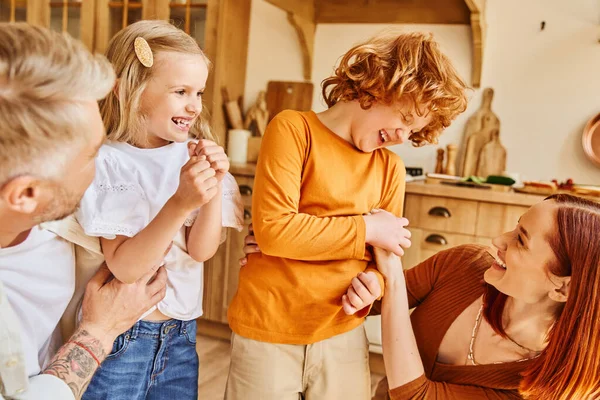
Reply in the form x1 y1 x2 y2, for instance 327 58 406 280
242 194 600 399
371 193 600 399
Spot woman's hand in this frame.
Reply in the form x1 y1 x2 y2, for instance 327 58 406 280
239 224 260 266
373 246 404 282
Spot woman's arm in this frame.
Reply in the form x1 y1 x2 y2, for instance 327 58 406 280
374 248 521 400
375 249 425 388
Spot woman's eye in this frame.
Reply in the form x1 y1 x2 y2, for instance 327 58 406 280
517 234 524 246
197 91 204 97
176 90 185 95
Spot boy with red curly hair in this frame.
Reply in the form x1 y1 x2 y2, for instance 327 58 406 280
225 32 468 400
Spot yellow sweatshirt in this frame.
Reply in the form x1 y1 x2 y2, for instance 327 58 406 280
228 110 406 344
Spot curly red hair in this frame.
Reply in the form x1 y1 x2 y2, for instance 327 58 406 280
321 32 468 146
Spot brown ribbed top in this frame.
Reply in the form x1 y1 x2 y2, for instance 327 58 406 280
389 244 530 400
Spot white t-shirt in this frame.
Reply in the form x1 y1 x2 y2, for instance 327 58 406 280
76 140 243 321
0 226 75 377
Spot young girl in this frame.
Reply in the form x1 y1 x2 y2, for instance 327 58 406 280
76 20 243 400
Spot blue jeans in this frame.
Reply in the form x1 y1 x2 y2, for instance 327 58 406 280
82 319 199 400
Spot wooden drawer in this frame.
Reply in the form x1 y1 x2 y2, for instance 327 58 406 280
404 194 478 235
402 228 475 270
475 203 528 238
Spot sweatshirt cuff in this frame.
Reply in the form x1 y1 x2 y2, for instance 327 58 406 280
352 215 366 259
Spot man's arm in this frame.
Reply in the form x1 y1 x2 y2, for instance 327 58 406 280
42 264 167 399
42 329 106 398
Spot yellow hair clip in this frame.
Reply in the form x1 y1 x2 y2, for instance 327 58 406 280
134 37 153 68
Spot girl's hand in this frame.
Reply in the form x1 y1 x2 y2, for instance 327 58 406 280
239 224 260 266
172 155 219 212
193 139 230 182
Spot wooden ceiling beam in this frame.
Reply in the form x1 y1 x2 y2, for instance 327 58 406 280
287 12 315 81
464 0 486 88
315 0 470 24
264 0 314 21
265 0 485 87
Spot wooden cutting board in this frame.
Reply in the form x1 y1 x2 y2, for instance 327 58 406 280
266 81 314 121
460 88 500 176
476 130 506 177
463 115 496 177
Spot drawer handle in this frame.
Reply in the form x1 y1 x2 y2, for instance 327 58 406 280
428 206 451 218
425 234 447 245
239 185 253 195
244 209 252 220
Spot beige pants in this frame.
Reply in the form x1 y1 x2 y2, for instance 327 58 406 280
224 325 371 400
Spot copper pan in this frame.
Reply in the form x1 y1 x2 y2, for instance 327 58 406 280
582 113 600 168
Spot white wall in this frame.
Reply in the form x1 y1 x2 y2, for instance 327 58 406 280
245 0 600 183
243 0 305 111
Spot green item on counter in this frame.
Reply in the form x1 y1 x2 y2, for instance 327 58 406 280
462 175 516 186
485 175 516 186
463 176 486 185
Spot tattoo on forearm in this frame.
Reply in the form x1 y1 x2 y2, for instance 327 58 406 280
43 329 107 399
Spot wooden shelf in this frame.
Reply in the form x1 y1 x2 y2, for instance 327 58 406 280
265 0 486 88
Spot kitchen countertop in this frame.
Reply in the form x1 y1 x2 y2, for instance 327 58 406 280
406 181 546 206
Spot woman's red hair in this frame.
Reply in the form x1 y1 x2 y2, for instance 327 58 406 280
483 194 600 399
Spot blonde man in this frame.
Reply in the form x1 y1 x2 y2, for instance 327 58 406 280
0 23 167 400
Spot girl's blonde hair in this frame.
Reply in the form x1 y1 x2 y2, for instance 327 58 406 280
100 20 214 147
0 23 115 185
322 32 468 147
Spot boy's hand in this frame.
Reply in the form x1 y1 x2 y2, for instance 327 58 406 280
193 139 230 182
364 210 411 256
342 271 382 315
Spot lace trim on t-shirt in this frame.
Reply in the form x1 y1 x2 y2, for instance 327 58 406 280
87 221 137 238
94 182 147 200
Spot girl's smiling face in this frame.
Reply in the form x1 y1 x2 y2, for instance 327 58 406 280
139 51 208 148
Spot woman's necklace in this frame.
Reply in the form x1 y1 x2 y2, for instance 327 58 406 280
467 304 542 366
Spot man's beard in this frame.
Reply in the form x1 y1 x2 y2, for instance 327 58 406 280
34 184 82 223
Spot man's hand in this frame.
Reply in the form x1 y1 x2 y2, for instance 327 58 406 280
341 271 382 315
43 266 166 399
239 223 260 266
79 264 167 353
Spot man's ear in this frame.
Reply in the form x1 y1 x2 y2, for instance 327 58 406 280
0 176 41 214
548 275 570 303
